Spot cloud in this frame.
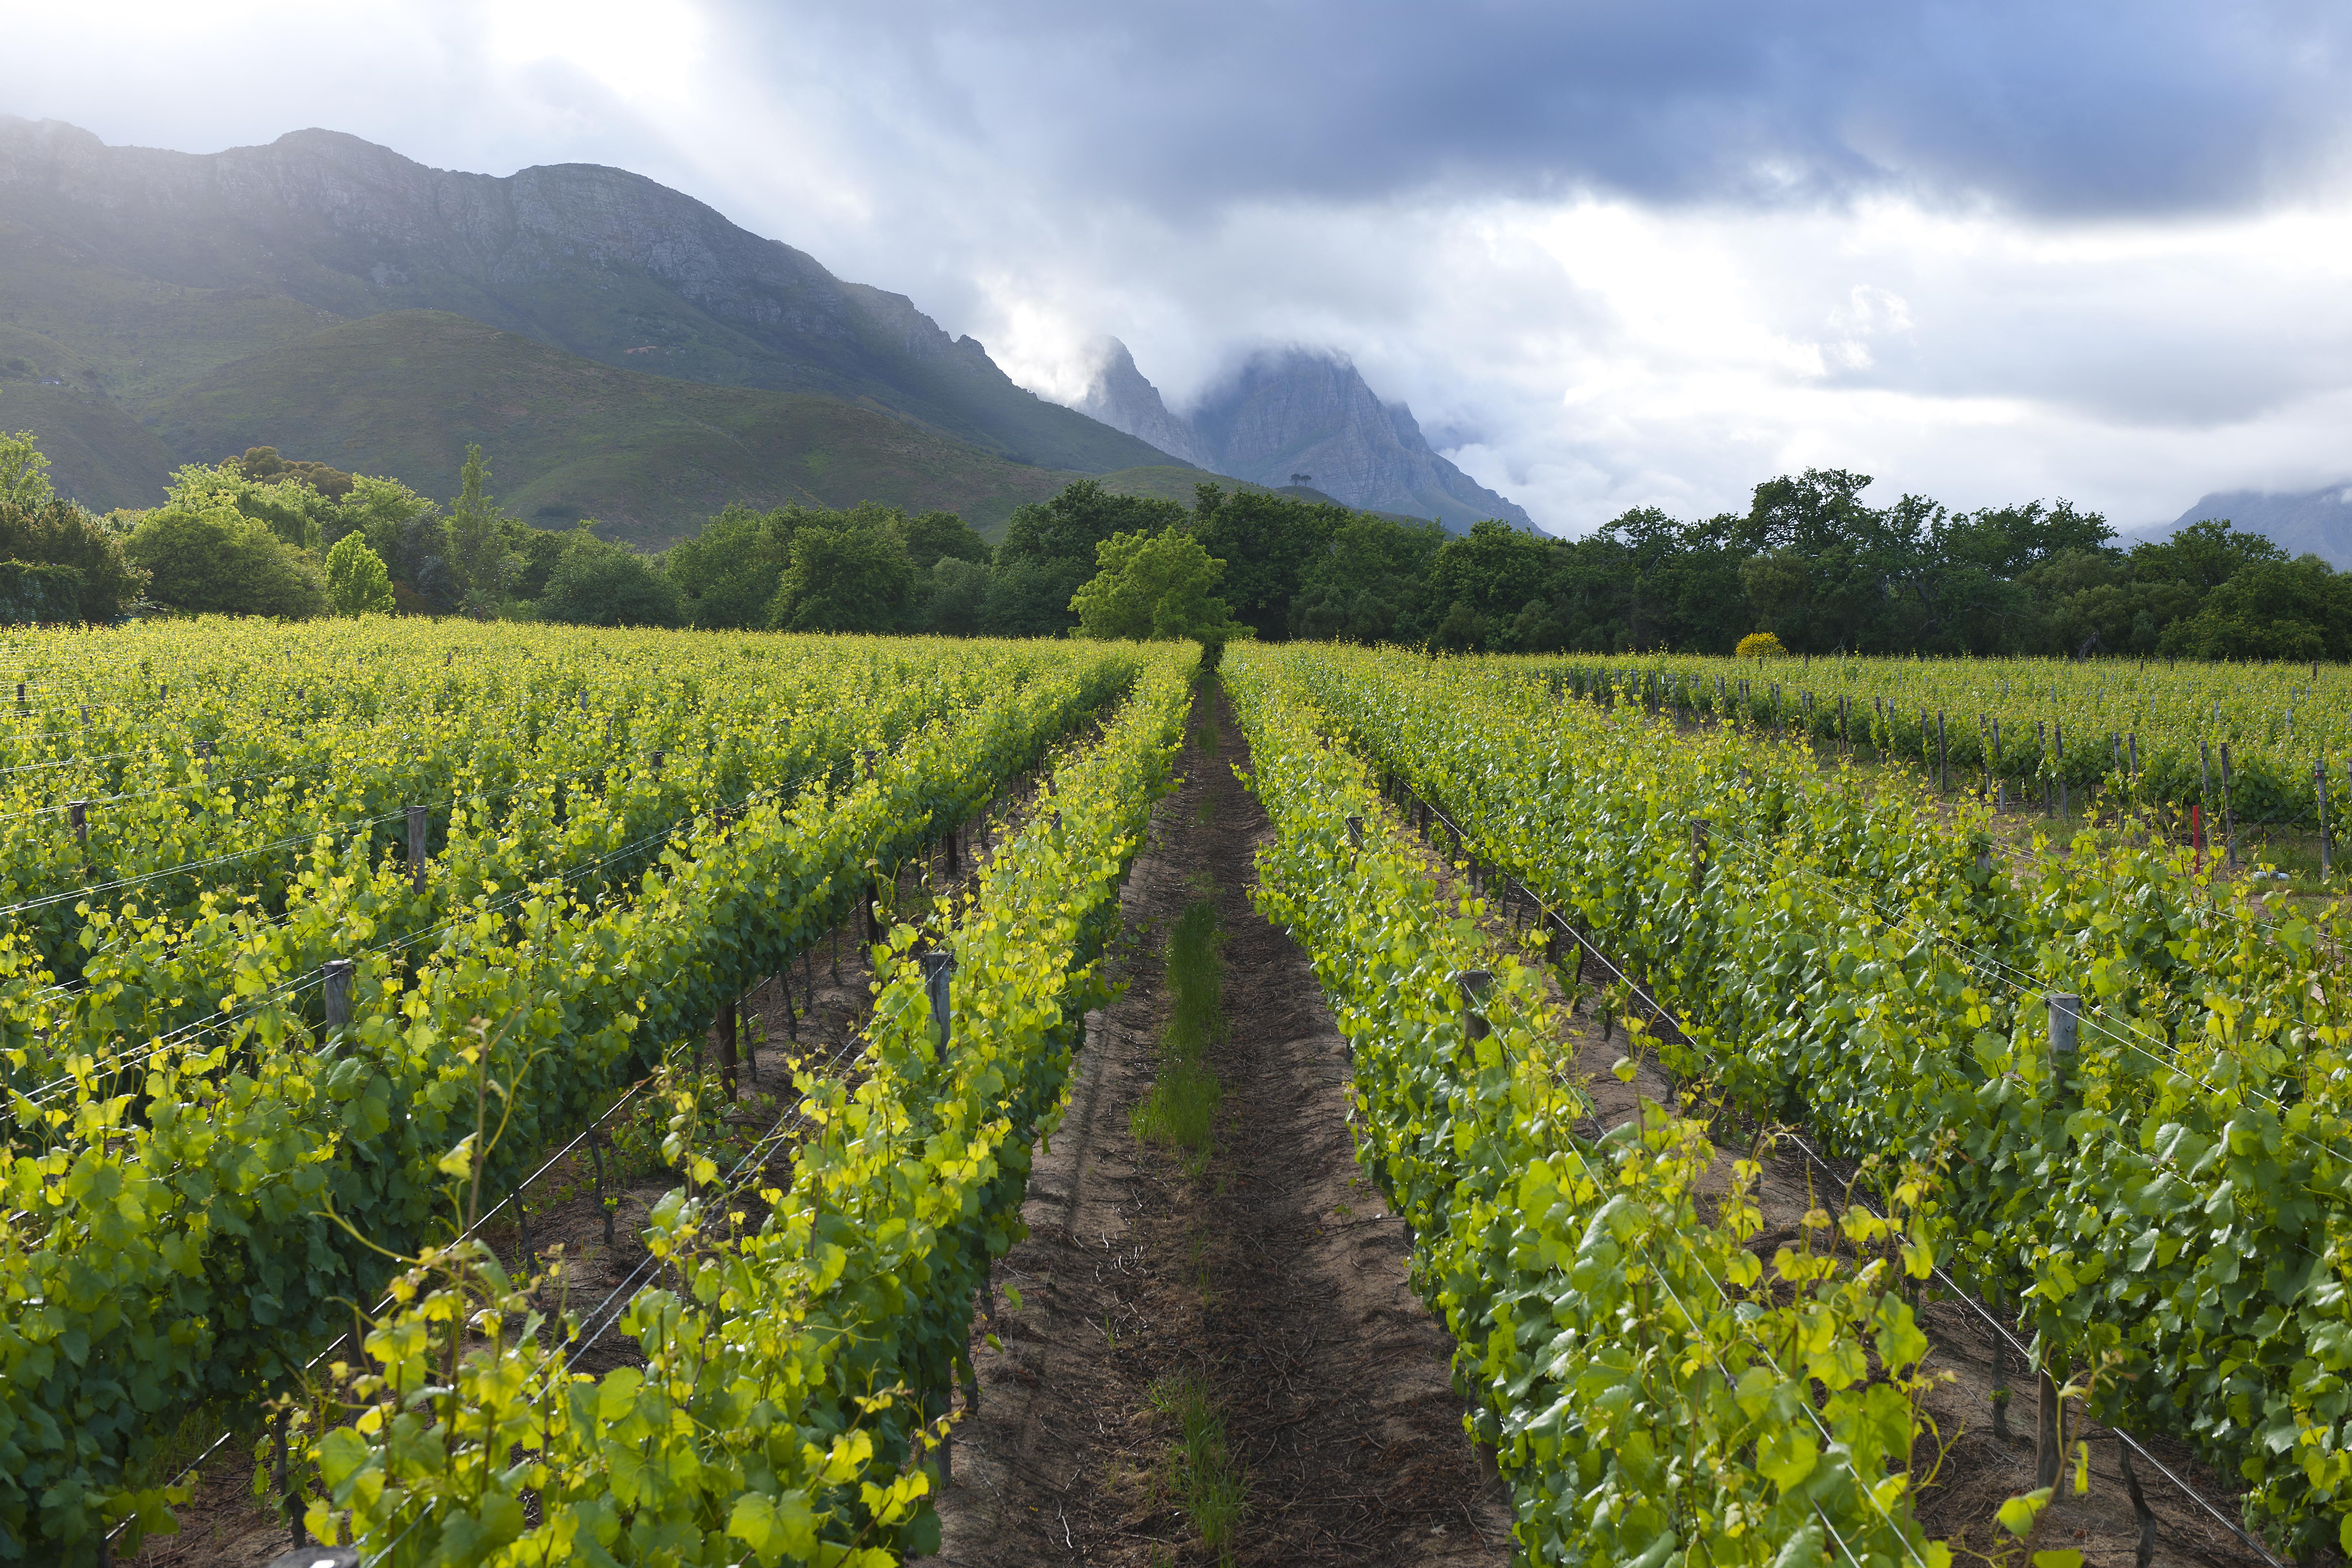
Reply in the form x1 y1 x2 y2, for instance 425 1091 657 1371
712 0 2352 219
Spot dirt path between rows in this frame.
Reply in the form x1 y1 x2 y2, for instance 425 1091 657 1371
936 684 1510 1568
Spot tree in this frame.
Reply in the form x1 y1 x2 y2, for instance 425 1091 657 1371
1068 529 1247 648
664 505 787 629
1430 520 1562 628
897 509 990 571
2162 555 2352 660
226 446 354 502
446 444 514 612
0 492 147 620
337 474 440 593
537 530 684 627
996 481 1186 635
768 523 913 633
324 534 396 615
923 556 991 635
0 431 54 508
980 557 1073 637
1503 596 1571 653
125 504 327 618
162 462 336 551
2130 517 2284 593
1190 484 1346 639
0 562 85 624
1430 600 1488 652
504 521 571 601
1290 513 1445 644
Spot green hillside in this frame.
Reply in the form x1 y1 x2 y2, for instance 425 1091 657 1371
1089 464 1229 507
0 324 177 509
146 312 1095 545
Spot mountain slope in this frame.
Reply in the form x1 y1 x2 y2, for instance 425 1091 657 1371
0 324 178 509
148 312 1090 544
1072 339 1534 532
1076 338 1214 467
0 116 1185 474
2160 484 2352 569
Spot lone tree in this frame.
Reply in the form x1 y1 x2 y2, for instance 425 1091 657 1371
1068 528 1249 655
445 444 512 614
325 533 396 616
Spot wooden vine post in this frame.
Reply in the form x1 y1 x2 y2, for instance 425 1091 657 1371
715 998 738 1098
921 948 955 1059
1996 717 2010 810
2220 744 2237 867
1454 970 1493 1051
407 805 429 894
322 959 354 1031
915 951 957 1493
273 1407 304 1550
2039 991 2081 1491
2055 723 2067 819
2319 762 2333 880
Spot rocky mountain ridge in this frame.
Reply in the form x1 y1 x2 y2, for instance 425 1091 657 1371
1076 338 1534 532
0 116 1178 476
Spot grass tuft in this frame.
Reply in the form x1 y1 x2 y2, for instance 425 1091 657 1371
1147 1372 1246 1564
1130 898 1225 1176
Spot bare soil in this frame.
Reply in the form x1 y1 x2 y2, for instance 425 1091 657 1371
937 686 1510 1568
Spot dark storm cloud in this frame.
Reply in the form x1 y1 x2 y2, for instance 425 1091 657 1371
725 0 2352 217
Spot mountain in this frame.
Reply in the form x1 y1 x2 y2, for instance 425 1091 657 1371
1072 338 1534 533
2158 484 2352 569
0 116 1190 520
1074 338 1215 468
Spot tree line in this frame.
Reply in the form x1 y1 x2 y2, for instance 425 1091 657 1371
654 470 2352 659
2 428 2345 660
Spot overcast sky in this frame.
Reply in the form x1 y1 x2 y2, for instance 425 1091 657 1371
10 0 2352 536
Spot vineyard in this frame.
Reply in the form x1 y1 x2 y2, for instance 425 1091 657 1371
0 621 2336 1566
1231 642 2352 1564
1543 651 2352 843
